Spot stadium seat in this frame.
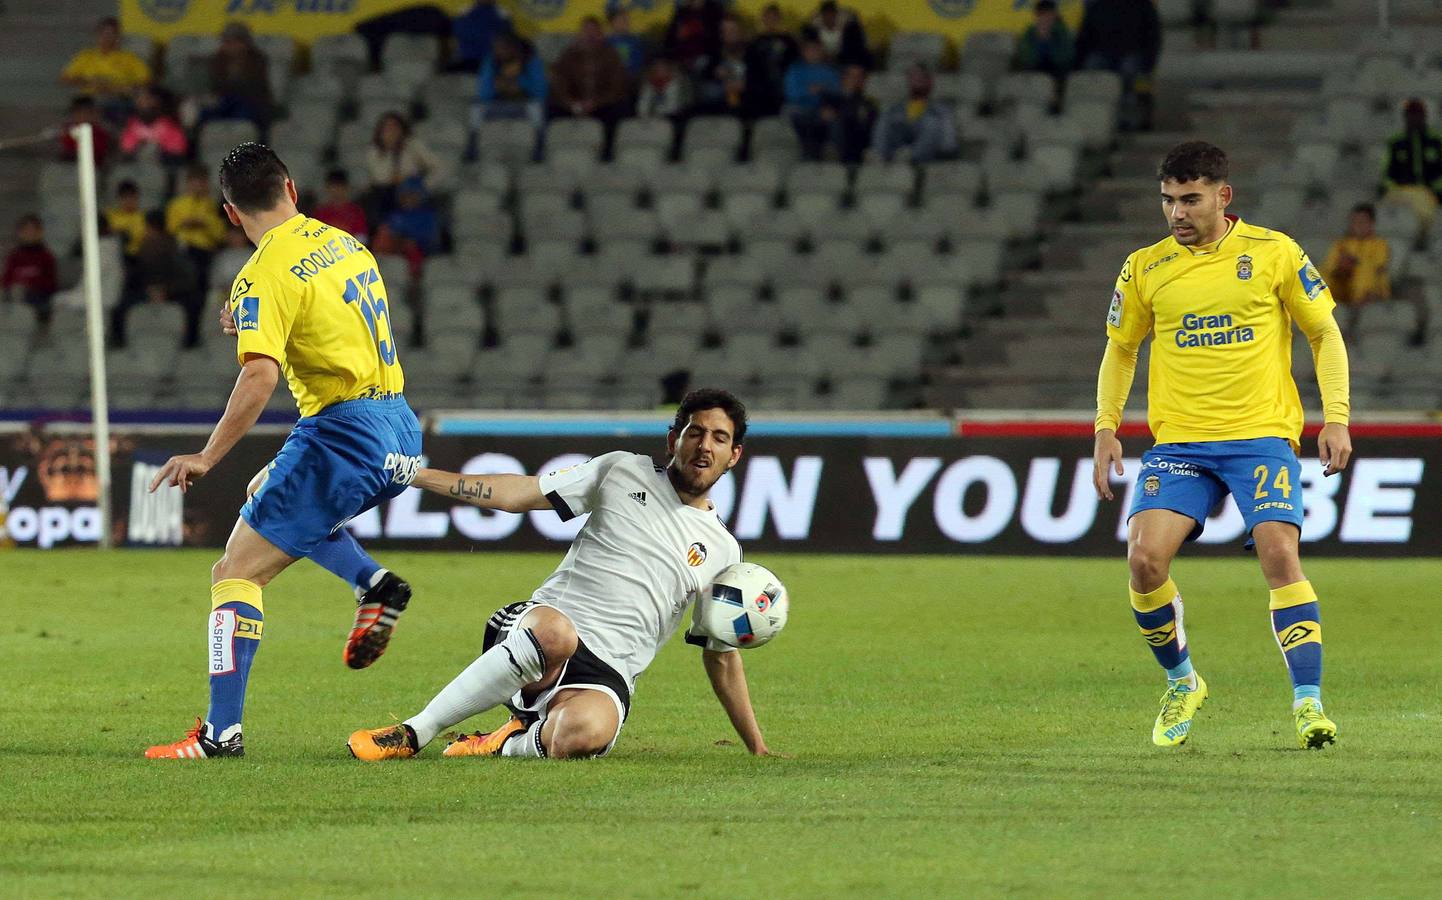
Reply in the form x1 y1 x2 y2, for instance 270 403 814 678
888 31 947 70
309 33 368 85
748 117 801 165
959 31 1015 81
547 118 606 162
476 120 538 166
534 32 574 65
614 118 673 160
198 120 260 168
996 73 1055 113
932 72 988 113
681 116 744 162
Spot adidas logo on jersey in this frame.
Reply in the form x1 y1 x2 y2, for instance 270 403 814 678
628 491 647 506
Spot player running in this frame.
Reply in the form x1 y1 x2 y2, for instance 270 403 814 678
348 390 777 761
144 144 422 759
1091 141 1352 750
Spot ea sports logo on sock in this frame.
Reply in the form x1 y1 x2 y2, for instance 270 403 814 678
139 0 189 23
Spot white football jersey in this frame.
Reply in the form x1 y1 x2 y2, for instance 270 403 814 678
533 451 742 689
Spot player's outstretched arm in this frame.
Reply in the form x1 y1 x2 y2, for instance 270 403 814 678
149 354 279 493
411 468 552 513
702 648 775 756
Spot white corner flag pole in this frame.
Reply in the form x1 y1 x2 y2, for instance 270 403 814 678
73 122 113 550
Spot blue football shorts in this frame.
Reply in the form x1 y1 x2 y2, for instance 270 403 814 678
1128 437 1304 542
241 396 423 558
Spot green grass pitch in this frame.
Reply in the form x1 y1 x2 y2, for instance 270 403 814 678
3 550 1441 897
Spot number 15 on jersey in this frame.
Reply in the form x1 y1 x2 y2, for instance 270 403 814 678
343 267 398 366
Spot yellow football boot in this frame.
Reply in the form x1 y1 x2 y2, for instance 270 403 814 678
1294 698 1337 749
1152 675 1208 747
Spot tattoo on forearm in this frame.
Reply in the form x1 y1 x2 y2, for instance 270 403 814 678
449 478 493 501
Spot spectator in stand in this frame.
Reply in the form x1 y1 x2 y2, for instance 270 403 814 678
873 63 958 163
120 86 188 164
664 0 725 78
451 0 514 72
1381 99 1442 227
112 210 201 348
369 222 424 287
314 170 369 241
1074 0 1161 130
105 180 146 259
607 8 649 81
549 17 631 152
165 164 227 291
60 17 150 123
386 176 441 266
698 15 751 116
58 96 114 167
819 65 877 164
803 1 872 69
637 57 694 122
745 3 800 119
201 22 274 131
2 214 59 326
1015 0 1076 99
476 33 548 127
1323 202 1427 346
784 38 841 160
365 112 446 223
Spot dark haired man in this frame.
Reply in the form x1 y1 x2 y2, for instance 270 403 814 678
144 143 422 759
349 389 776 762
1091 141 1352 750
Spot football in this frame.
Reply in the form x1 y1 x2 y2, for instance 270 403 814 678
696 562 789 649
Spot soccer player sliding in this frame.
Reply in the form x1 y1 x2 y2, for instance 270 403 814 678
348 390 778 761
144 144 422 759
1091 142 1352 750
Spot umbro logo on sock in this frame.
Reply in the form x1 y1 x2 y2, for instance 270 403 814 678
628 491 647 506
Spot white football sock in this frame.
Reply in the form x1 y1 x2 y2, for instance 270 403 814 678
404 627 546 747
500 720 547 758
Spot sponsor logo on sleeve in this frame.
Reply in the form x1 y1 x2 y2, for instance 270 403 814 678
236 296 260 332
1297 258 1326 300
1107 289 1124 327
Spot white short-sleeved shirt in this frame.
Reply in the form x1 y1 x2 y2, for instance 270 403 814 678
534 452 742 690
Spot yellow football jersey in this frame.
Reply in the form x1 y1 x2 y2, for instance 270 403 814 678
1098 216 1349 445
229 214 404 417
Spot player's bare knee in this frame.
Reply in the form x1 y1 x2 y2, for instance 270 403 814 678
521 608 579 668
548 717 611 760
1128 544 1171 592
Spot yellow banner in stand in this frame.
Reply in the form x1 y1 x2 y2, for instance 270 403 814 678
122 0 1071 48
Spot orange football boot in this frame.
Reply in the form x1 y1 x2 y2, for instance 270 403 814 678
344 572 412 670
442 717 528 757
145 717 244 759
347 724 420 761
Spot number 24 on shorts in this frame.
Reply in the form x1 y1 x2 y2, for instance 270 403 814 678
342 268 397 366
1253 464 1292 500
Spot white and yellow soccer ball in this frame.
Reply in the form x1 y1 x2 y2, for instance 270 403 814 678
695 562 789 649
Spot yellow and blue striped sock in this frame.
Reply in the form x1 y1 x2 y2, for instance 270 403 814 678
205 579 264 740
1131 578 1193 683
1270 581 1322 705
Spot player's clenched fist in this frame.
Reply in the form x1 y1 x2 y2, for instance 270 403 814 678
149 453 212 493
1093 428 1124 500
